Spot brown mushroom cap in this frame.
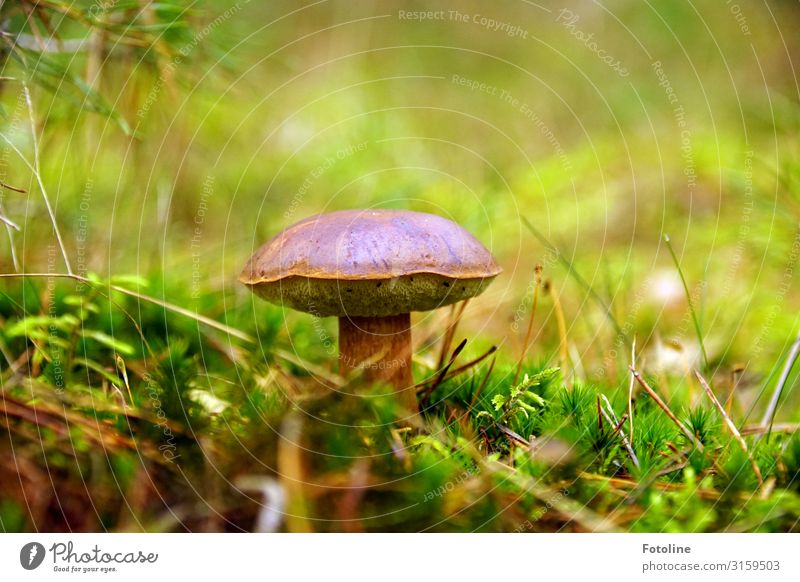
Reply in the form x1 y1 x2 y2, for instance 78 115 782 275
240 209 501 317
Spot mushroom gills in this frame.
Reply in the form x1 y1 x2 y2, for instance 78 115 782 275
247 273 496 317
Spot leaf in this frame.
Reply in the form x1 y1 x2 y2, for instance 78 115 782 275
4 314 79 337
491 394 507 411
188 389 229 415
81 330 135 356
63 296 99 320
73 357 124 388
522 391 547 408
523 367 561 388
109 274 150 289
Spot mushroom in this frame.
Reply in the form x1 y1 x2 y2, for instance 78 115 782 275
239 209 500 413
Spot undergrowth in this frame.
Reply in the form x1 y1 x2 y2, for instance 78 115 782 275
0 276 798 532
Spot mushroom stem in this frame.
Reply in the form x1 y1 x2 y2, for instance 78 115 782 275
338 313 417 413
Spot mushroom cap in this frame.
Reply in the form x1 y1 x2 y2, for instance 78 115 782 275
240 209 501 317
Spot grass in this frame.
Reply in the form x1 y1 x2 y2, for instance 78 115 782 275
0 0 799 532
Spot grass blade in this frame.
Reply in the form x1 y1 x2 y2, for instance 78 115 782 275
758 334 800 441
522 216 624 339
664 234 708 370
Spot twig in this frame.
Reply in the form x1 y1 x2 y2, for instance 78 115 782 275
582 472 725 502
727 364 744 417
488 461 619 532
612 414 629 437
437 300 468 371
0 272 253 343
21 4 49 52
1 203 20 271
421 338 467 407
22 82 73 274
596 395 604 434
468 355 496 415
415 344 498 392
440 344 498 380
664 234 708 369
0 180 27 193
436 304 457 371
514 265 542 384
628 337 637 443
0 212 20 231
0 117 23 271
630 366 702 450
758 333 800 440
741 423 799 436
496 422 529 447
600 394 639 468
694 370 762 486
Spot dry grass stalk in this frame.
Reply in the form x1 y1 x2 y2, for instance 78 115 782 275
630 367 702 450
514 265 543 384
694 370 763 486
